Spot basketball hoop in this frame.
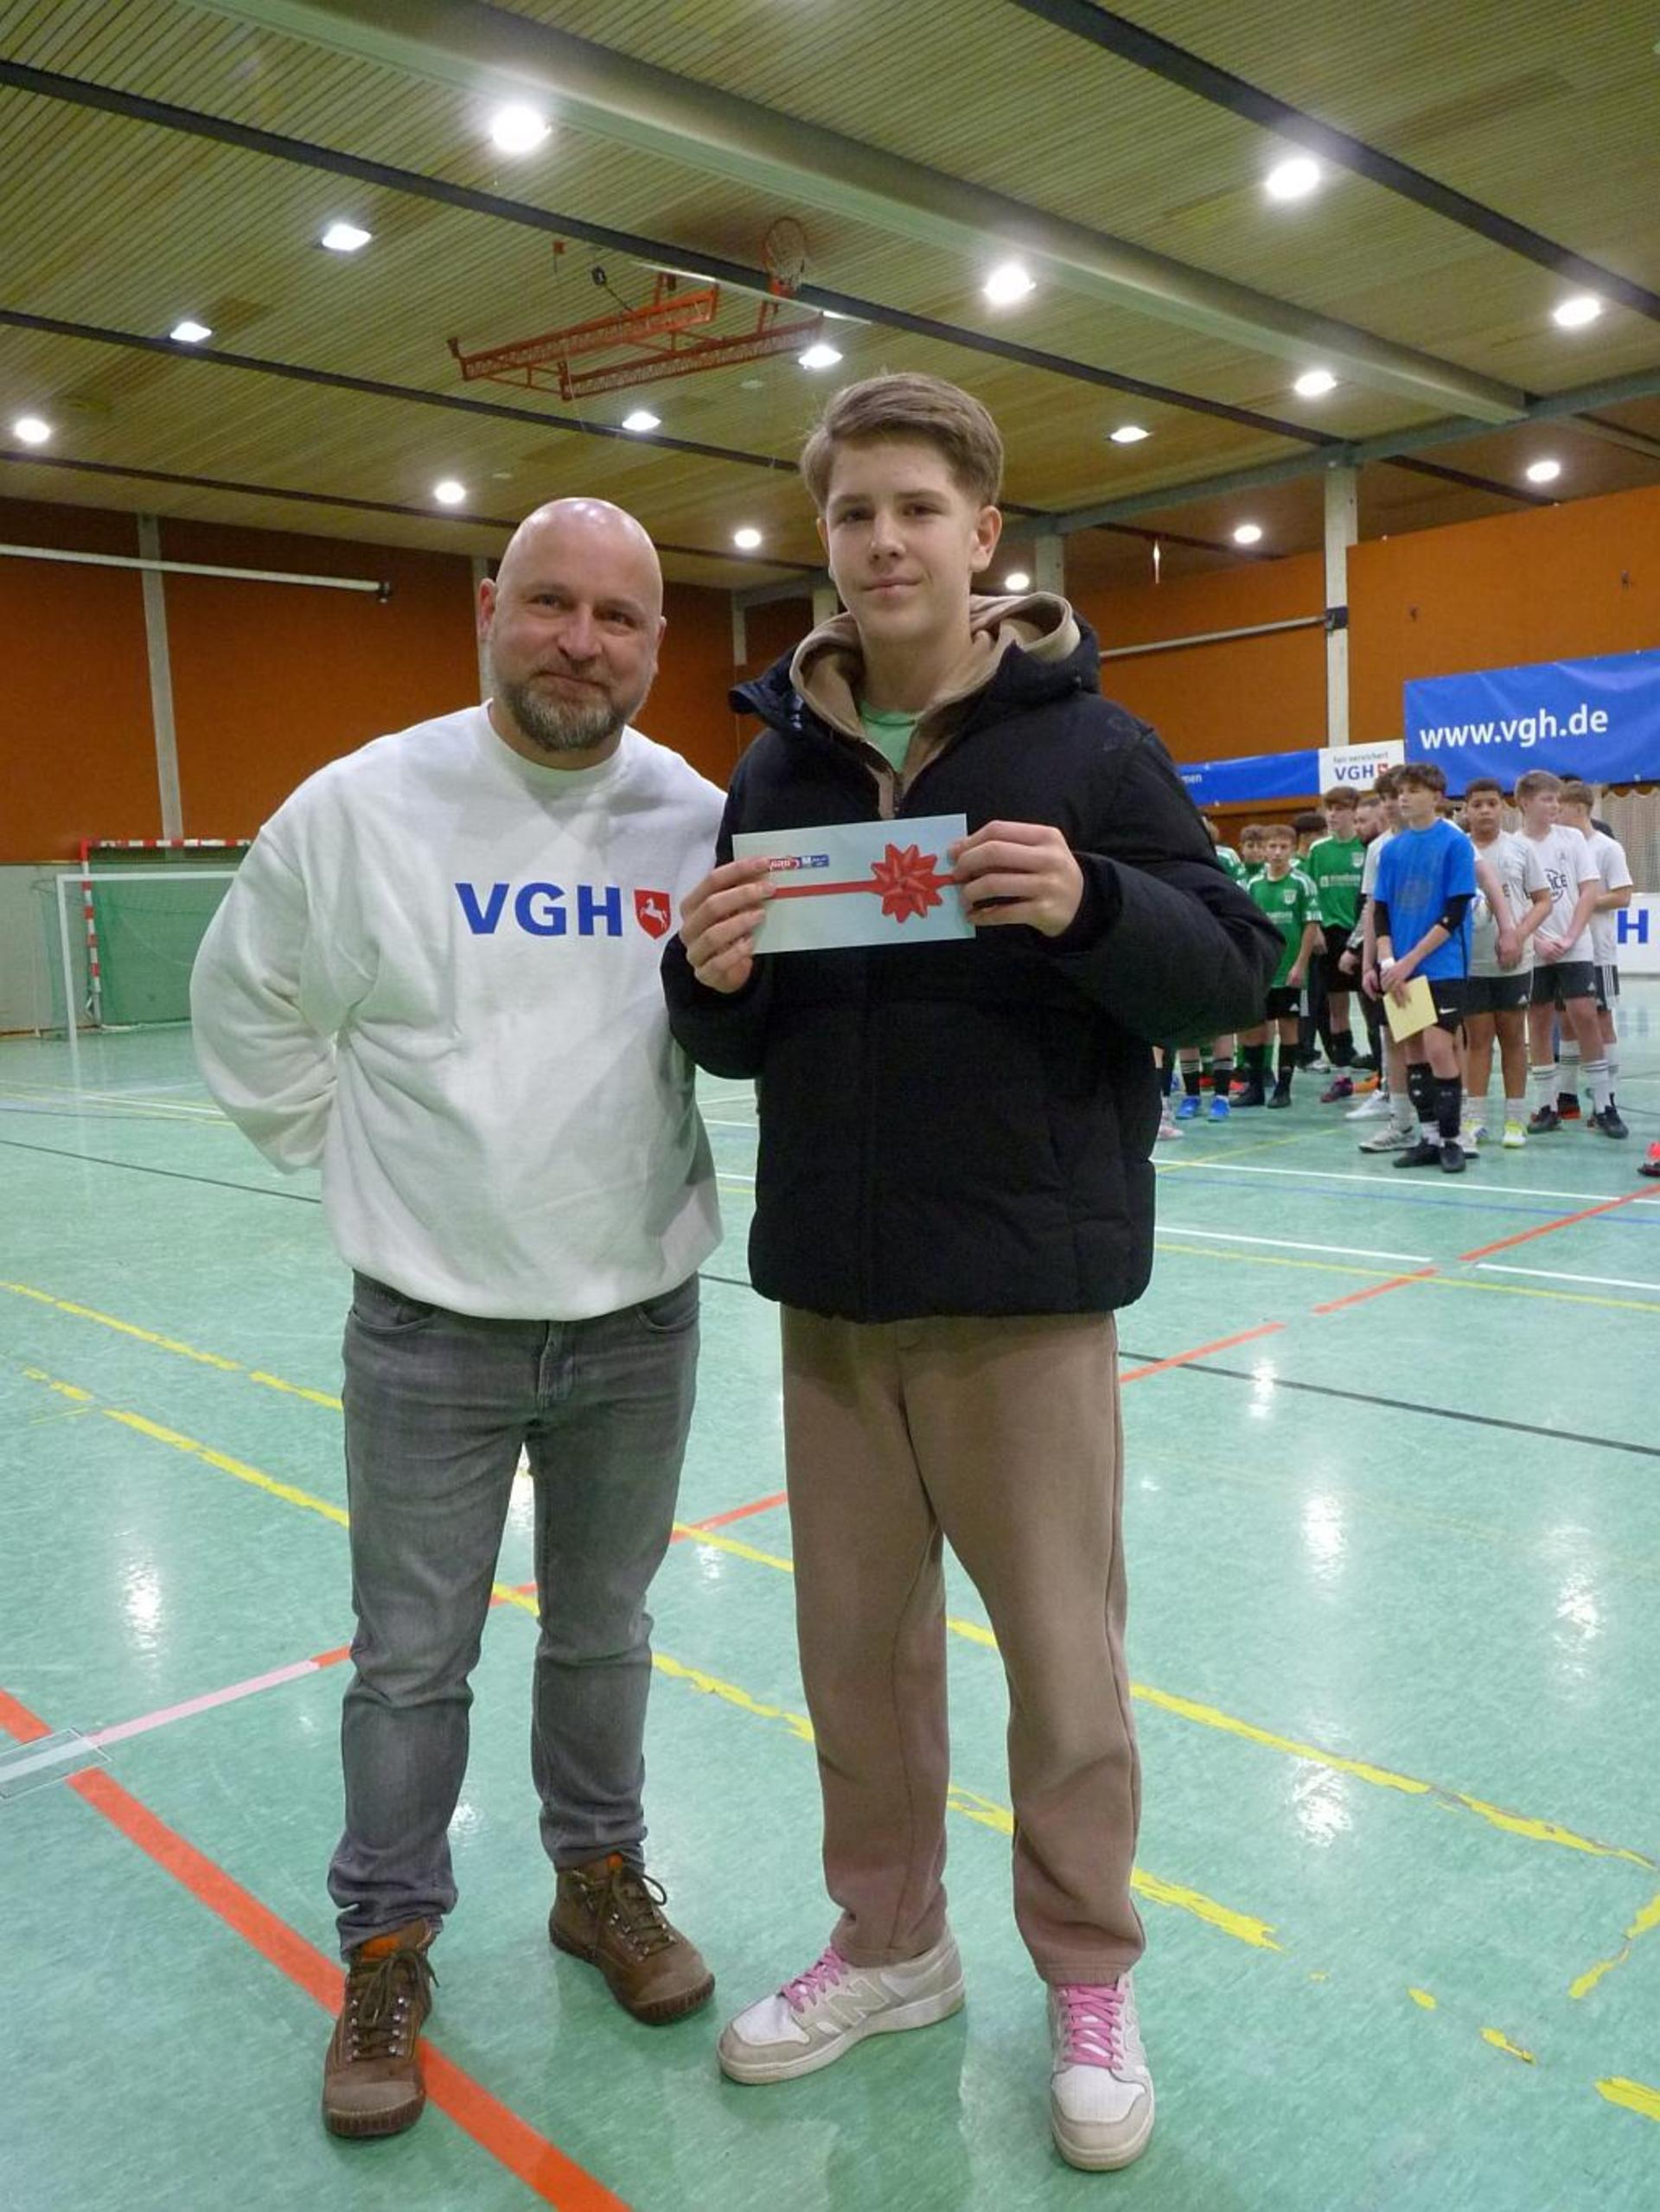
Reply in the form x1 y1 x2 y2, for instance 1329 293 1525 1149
763 217 809 297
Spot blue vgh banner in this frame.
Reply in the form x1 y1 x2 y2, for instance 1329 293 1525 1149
1404 649 1660 791
1177 748 1320 807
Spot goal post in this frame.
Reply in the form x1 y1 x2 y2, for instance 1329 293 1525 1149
53 864 242 1081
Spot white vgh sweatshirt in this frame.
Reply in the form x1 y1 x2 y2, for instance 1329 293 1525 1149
191 705 725 1318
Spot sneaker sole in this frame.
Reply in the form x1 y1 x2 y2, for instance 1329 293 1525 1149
1050 2085 1157 2171
717 1978 966 2084
550 1923 716 2024
322 2086 427 2140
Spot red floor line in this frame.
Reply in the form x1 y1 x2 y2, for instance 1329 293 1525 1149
674 1490 788 1537
1 1690 627 2212
1459 1186 1653 1265
1120 1321 1286 1384
1311 1266 1441 1317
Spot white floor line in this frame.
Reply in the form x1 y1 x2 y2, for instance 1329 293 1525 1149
1160 1159 1660 1207
1476 1262 1660 1295
1157 1225 1434 1265
703 1117 760 1131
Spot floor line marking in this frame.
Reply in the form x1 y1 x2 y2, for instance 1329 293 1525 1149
1567 1890 1660 2001
1420 1275 1660 1317
1476 1262 1660 1294
1157 1226 1435 1265
0 1689 628 2210
669 1492 788 1541
87 1653 351 1750
1459 1186 1654 1263
1598 2076 1660 2123
1156 1159 1660 1208
1311 1268 1440 1316
1158 1241 1408 1283
22 1361 1648 1877
1120 1322 1286 1383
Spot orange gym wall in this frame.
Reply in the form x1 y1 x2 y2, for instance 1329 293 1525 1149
1071 554 1326 761
0 498 744 860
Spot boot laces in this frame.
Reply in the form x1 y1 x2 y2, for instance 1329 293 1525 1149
594 1860 677 1959
343 1945 435 2061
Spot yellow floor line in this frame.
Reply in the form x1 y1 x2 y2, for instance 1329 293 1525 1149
14 1363 1277 1952
1481 2027 1536 2064
1597 2076 1660 2123
1568 1890 1660 2000
13 1287 1656 1874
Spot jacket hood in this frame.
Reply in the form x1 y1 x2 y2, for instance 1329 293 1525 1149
734 591 1095 740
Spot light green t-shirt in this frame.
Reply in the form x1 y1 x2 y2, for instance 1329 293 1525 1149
859 704 919 774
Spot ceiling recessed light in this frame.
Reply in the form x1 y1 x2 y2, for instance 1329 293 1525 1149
732 526 763 551
1293 367 1337 398
798 343 843 372
432 479 467 506
488 105 550 155
321 220 372 253
1233 522 1264 546
1525 458 1561 485
1264 156 1321 202
13 415 52 446
1003 570 1031 592
1109 423 1150 444
169 319 213 344
983 260 1035 307
621 409 661 433
1552 294 1602 329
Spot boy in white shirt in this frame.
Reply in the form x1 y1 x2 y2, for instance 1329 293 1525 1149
1558 781 1634 1138
1513 768 1608 1134
1459 776 1550 1149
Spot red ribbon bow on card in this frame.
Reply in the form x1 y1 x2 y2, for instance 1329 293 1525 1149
868 841 950 922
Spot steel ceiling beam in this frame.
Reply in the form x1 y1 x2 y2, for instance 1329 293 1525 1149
187 0 1529 421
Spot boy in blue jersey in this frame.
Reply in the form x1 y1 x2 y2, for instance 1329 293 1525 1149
1372 762 1476 1173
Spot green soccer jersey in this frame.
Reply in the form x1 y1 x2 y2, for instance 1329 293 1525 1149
1249 866 1319 988
1216 845 1248 886
1303 834 1365 929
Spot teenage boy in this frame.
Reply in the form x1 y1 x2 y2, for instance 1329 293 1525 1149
1239 826 1321 1106
1461 775 1550 1150
1372 761 1476 1171
1305 788 1366 1096
1239 822 1269 878
1558 781 1634 1137
1514 769 1607 1134
1177 822 1245 1119
1350 770 1419 1151
664 373 1278 2173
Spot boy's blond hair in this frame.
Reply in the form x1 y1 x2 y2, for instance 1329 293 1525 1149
801 373 1004 513
1515 768 1562 804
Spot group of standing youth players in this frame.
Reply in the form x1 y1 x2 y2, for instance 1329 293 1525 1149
1159 766 1637 1175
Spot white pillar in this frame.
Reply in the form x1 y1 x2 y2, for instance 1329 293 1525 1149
1031 533 1065 596
1323 466 1357 749
137 516 182 837
731 597 749 666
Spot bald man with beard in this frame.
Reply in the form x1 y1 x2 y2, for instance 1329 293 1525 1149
192 500 725 2140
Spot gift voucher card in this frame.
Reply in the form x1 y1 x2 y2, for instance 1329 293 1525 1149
733 815 974 954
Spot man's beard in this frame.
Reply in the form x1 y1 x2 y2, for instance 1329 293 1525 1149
495 668 630 755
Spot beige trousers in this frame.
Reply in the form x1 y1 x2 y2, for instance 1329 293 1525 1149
781 1306 1144 1984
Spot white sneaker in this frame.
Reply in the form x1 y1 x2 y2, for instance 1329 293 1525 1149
1345 1089 1391 1120
1459 1123 1483 1151
1358 1125 1414 1152
1502 1119 1527 1149
1156 1113 1183 1142
1049 1976 1155 2171
717 1932 964 2084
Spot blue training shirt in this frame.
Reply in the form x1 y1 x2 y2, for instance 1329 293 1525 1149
1373 819 1475 981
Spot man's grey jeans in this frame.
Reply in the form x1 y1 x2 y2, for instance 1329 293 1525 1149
327 1270 699 1954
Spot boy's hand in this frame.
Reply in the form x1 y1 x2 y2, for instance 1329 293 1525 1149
1288 964 1306 988
1496 926 1520 969
680 857 773 994
1338 947 1359 979
949 821 1083 936
1535 932 1563 962
1381 955 1415 1004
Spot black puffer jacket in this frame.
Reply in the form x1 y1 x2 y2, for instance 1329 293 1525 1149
662 618 1279 1322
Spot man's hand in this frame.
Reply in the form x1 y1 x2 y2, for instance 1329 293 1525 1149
949 821 1084 937
679 857 773 994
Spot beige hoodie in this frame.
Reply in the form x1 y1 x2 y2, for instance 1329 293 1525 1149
786 590 1082 817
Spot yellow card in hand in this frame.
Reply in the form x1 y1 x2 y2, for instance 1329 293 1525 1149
1383 975 1438 1042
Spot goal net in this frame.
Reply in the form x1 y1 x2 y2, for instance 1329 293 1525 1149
50 848 246 1035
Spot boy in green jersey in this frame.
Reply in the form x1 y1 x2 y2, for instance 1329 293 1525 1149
1238 826 1322 1106
1304 787 1368 1093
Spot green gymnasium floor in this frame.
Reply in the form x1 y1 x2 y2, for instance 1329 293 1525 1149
3 1004 1658 2212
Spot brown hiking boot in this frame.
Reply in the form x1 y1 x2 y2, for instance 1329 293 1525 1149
322 1922 437 2139
550 1854 714 2024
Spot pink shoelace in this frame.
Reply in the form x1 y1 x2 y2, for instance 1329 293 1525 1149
1055 1982 1127 2069
782 1947 850 2010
